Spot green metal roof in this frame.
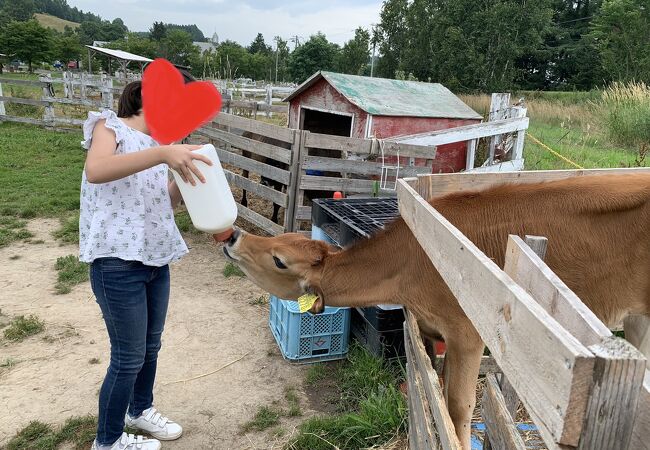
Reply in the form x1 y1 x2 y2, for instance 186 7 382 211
284 71 482 120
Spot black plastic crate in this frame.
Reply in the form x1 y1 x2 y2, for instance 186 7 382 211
351 308 405 360
357 305 405 332
312 197 399 247
312 197 405 341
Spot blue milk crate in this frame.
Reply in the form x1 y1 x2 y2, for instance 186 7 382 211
269 295 351 363
267 225 351 363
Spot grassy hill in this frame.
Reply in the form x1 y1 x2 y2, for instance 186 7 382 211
34 13 79 32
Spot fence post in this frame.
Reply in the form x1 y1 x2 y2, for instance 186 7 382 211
101 75 114 110
265 85 273 118
284 129 302 232
40 74 55 124
465 139 477 171
511 106 527 162
488 93 510 165
80 72 87 100
291 130 308 232
0 80 5 117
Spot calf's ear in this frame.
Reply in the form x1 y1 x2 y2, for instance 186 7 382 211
306 240 337 267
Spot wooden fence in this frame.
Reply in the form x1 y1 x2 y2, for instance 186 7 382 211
0 72 287 128
397 167 650 450
0 77 538 238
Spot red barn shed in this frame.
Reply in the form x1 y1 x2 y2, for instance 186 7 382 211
284 71 483 173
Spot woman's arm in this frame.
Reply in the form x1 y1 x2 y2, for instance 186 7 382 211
85 120 212 185
168 180 183 208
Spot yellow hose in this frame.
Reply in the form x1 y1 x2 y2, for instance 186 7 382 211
526 132 585 170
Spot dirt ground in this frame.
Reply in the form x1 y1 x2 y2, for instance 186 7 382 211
0 219 315 449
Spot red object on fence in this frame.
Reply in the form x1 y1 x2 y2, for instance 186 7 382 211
333 191 343 199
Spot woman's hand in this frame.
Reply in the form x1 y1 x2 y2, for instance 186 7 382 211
161 144 213 186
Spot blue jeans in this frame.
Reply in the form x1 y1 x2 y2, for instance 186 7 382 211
90 258 170 446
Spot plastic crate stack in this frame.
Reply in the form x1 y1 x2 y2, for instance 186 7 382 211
311 197 406 359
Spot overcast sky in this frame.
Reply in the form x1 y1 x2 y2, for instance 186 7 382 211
67 0 383 46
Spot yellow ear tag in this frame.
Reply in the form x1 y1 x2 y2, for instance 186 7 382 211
298 294 319 313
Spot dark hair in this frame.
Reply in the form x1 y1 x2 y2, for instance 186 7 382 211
117 68 196 118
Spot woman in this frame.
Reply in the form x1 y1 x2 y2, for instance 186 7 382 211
81 73 209 450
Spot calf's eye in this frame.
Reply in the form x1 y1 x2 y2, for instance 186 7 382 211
273 256 287 269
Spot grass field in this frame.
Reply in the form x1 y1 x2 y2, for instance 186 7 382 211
459 93 645 170
33 13 80 32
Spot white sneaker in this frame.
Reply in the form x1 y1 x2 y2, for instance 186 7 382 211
91 432 161 450
125 407 183 441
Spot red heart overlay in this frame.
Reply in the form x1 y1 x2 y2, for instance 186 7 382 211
142 58 222 144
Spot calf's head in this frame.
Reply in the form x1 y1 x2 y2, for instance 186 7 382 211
222 229 337 313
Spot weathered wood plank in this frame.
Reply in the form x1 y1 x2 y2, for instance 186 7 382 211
481 373 527 450
299 175 397 195
214 146 290 185
578 338 645 450
196 126 292 164
291 130 308 232
487 94 511 164
304 131 437 159
501 236 550 418
302 155 431 177
391 117 529 147
0 77 46 87
467 159 525 173
214 111 293 143
223 99 287 114
397 180 595 446
415 168 650 201
224 169 286 206
407 362 419 450
236 204 284 235
0 115 83 127
465 139 477 171
284 130 300 232
295 206 311 222
0 96 48 106
504 235 611 347
629 372 650 450
405 310 462 450
43 96 103 108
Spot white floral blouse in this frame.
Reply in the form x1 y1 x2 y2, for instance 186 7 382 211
79 110 188 267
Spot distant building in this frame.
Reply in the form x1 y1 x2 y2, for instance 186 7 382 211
193 41 218 54
93 41 109 48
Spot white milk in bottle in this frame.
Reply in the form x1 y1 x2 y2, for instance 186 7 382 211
170 144 237 240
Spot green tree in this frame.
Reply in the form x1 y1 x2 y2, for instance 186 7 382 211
0 19 51 72
150 21 166 42
216 40 249 79
248 33 271 55
164 24 205 42
54 32 82 63
77 21 104 45
288 32 340 83
106 18 128 41
590 0 650 82
377 0 553 91
160 29 200 66
375 0 409 78
339 27 370 75
536 0 604 90
1 0 35 21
